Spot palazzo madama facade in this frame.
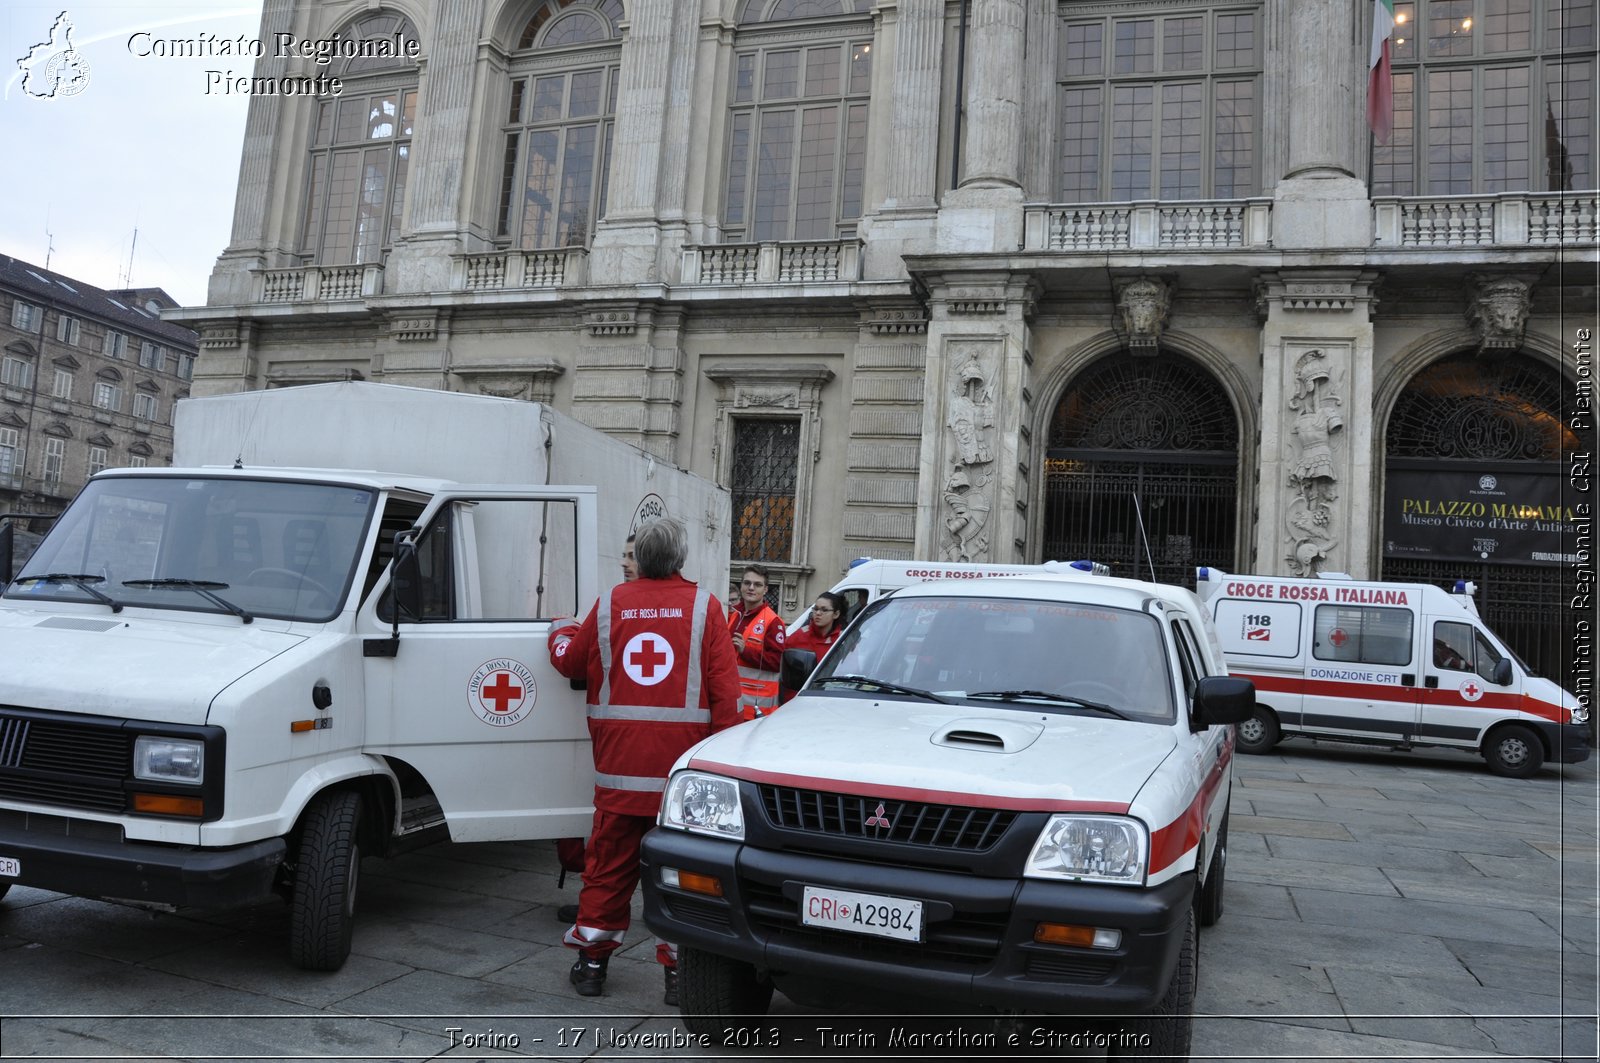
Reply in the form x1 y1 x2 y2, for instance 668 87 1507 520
172 0 1597 674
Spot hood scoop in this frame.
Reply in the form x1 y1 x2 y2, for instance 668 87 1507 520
931 718 1044 753
35 616 123 632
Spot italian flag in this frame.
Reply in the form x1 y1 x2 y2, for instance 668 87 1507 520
1368 0 1396 144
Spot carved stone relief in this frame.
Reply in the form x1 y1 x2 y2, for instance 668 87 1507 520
1115 276 1173 354
1284 347 1344 576
942 342 999 562
1467 275 1533 352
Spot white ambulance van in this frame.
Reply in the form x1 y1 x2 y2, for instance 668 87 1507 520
0 382 730 969
1193 567 1589 777
792 556 1108 634
644 570 1254 1058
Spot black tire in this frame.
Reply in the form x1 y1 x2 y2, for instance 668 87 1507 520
287 790 362 971
0 880 10 902
677 945 774 1039
1235 705 1280 755
1109 907 1196 1060
1196 807 1228 928
1484 724 1544 779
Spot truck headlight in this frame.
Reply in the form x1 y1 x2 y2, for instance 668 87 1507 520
1025 815 1148 886
1572 704 1589 725
133 736 204 783
660 771 744 840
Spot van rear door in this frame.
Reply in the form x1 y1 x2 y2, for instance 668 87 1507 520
1298 601 1424 743
359 487 599 842
1209 596 1306 731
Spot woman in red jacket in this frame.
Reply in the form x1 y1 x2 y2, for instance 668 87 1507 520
781 591 850 702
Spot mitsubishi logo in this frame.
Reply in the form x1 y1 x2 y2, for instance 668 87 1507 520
864 802 893 832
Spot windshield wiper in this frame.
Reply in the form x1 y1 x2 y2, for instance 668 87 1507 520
12 573 123 613
966 690 1132 720
123 578 253 624
812 674 952 704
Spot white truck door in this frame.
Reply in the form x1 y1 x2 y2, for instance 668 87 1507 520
1421 617 1516 748
358 487 599 842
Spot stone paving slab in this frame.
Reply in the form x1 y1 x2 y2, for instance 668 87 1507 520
1261 834 1482 874
1229 813 1355 841
1229 853 1400 895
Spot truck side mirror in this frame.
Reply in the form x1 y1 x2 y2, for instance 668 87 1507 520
780 647 819 693
1491 657 1514 686
1193 675 1255 730
390 534 423 621
0 522 12 585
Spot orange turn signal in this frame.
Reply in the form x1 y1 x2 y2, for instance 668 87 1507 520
669 869 724 897
1034 922 1098 948
132 793 205 817
290 720 316 733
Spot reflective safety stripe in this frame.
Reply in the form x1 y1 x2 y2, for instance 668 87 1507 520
589 703 712 723
684 588 709 710
737 664 780 714
596 771 667 792
565 924 626 948
597 593 614 701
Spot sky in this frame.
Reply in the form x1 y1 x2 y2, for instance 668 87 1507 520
2 2 265 307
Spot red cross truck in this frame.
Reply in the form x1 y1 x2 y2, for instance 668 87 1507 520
642 570 1254 1057
1192 567 1589 777
0 382 730 970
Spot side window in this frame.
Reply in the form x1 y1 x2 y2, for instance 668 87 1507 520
839 586 869 623
361 498 426 603
379 506 453 621
1170 619 1199 699
1471 628 1506 683
1313 605 1414 666
1432 620 1476 672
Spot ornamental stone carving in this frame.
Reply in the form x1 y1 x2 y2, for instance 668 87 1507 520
1115 277 1172 354
1284 348 1344 576
1467 275 1533 352
942 344 999 562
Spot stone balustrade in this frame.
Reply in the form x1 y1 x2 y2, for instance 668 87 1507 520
256 264 383 304
455 248 589 291
1024 200 1273 252
680 239 862 286
1373 191 1599 248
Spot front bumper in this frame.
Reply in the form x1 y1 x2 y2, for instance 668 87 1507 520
0 813 285 908
1529 720 1593 765
641 827 1193 1013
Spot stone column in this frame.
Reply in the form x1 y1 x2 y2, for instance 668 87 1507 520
1254 270 1381 578
1272 0 1371 248
916 273 1039 562
936 0 1026 252
385 0 482 294
882 0 943 210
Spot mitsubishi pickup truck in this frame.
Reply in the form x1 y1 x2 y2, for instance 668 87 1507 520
641 571 1253 1058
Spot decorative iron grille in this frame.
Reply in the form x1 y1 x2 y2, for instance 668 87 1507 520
1387 354 1574 460
1045 355 1240 586
730 417 799 565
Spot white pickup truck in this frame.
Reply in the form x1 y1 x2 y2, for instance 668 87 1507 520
642 570 1253 1057
0 382 730 970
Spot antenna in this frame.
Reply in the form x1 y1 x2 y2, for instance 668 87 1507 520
124 228 138 287
44 229 54 271
1131 491 1158 583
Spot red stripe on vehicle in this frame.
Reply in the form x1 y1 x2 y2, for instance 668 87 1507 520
1236 672 1566 722
686 759 1131 814
1147 736 1233 876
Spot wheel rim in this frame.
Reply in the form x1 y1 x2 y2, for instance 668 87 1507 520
1239 717 1263 743
1499 737 1530 766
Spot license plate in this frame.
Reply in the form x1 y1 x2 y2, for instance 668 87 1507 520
0 856 18 878
800 885 923 942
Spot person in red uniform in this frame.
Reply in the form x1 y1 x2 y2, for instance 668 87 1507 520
779 591 850 704
547 518 741 1004
727 563 785 719
552 533 639 925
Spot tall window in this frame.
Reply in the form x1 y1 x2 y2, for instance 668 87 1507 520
2 355 33 390
134 393 159 421
1058 6 1261 200
94 378 122 411
53 368 73 400
1375 0 1597 193
56 315 80 345
103 330 127 359
139 342 166 371
88 446 107 477
0 428 19 482
11 302 41 332
498 1 623 249
730 417 800 564
42 438 64 485
177 353 195 380
724 0 874 241
301 13 421 264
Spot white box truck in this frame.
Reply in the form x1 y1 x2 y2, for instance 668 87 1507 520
1193 566 1589 777
0 382 731 969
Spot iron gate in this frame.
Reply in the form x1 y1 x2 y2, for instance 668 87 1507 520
1043 355 1240 588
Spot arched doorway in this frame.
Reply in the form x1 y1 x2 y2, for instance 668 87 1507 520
1381 352 1576 679
1043 353 1241 587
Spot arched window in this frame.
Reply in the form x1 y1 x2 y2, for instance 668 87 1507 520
1056 4 1262 201
300 13 422 265
498 0 624 249
1375 0 1596 193
724 0 874 241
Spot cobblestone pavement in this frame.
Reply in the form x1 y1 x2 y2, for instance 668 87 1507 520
0 742 1595 1061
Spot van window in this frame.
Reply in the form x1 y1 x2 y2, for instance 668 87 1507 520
1312 605 1413 666
1433 620 1504 682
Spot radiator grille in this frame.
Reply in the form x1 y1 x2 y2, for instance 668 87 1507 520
0 711 131 813
759 785 1017 851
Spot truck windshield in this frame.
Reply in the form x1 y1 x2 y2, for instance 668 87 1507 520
809 595 1177 722
7 476 377 623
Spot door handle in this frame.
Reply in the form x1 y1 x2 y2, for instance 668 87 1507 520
1424 675 1439 689
1400 673 1415 687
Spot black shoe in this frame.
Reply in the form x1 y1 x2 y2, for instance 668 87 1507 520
663 966 679 1007
569 955 607 997
555 903 579 923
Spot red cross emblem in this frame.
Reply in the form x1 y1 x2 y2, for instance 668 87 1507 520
1329 628 1349 648
481 672 522 715
1460 680 1483 702
864 802 892 830
622 632 675 687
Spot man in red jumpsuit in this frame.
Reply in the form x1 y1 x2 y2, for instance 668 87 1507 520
547 518 742 1004
727 563 785 719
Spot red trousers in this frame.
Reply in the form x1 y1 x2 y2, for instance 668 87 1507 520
560 808 675 967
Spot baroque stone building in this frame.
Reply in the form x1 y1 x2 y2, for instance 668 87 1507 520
1 255 196 526
173 0 1597 675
